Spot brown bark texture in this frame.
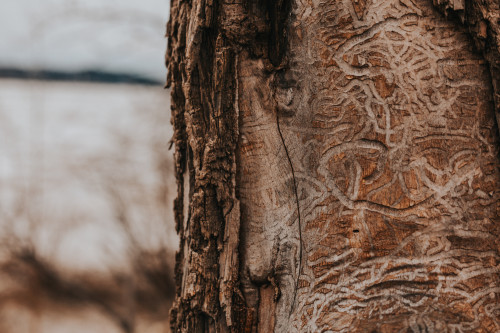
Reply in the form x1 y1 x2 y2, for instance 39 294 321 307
166 0 500 332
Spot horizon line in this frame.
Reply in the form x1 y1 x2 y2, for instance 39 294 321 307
0 68 164 86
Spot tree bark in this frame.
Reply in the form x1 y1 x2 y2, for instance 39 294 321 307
166 0 500 332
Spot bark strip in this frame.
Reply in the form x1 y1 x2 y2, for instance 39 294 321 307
166 1 292 331
166 0 240 331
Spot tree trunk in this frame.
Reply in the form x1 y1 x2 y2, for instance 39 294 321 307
166 0 500 332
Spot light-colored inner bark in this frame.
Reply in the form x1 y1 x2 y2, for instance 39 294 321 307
238 0 500 332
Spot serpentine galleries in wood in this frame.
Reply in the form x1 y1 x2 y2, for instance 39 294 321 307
166 0 500 332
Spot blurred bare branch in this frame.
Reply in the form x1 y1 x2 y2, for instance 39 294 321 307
0 81 175 333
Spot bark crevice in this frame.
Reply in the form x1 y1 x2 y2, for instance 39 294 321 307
275 112 303 315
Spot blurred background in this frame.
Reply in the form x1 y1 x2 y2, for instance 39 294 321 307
0 1 176 332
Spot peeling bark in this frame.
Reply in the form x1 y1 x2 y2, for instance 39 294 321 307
166 1 241 331
167 0 500 332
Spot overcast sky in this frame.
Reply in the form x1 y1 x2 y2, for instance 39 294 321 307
0 0 170 81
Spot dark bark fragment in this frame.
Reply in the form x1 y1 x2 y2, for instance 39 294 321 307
433 0 500 132
166 0 240 331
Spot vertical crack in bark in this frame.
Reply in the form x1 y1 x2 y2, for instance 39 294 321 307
275 112 303 315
